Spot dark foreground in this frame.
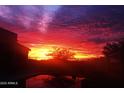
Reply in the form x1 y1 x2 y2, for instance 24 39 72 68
26 58 124 88
0 58 124 88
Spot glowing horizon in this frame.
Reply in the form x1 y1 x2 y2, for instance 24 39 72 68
28 44 101 61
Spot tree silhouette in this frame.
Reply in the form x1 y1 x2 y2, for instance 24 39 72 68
103 38 124 63
49 48 75 61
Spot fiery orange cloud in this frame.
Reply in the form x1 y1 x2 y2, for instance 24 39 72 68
28 47 54 60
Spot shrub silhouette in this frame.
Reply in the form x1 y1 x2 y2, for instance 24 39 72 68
49 48 75 61
103 38 124 63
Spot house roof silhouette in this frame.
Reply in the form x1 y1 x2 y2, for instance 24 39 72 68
0 27 30 51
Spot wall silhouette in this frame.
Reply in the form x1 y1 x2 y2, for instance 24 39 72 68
0 27 30 87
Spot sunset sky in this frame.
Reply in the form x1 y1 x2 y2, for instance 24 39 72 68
0 5 124 59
